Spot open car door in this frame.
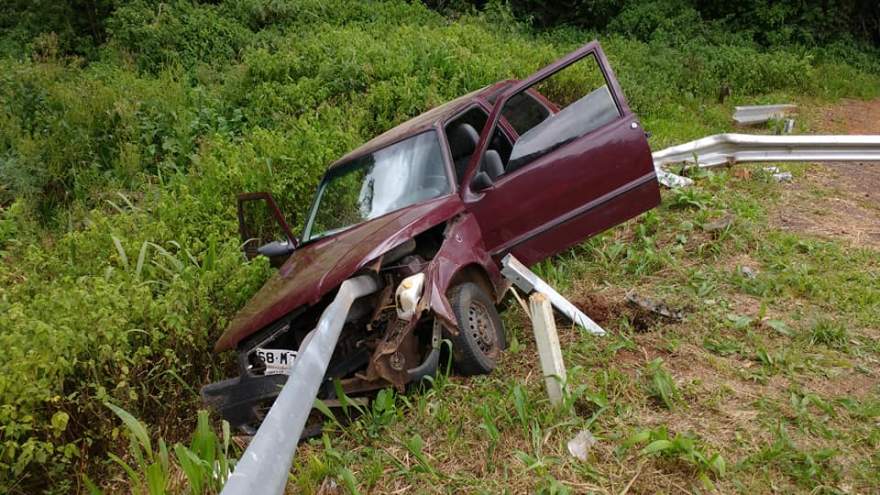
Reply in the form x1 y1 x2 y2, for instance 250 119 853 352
237 192 297 266
463 41 660 266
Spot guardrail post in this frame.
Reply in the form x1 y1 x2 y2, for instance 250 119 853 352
528 292 567 406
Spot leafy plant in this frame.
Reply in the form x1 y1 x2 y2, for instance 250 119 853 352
511 384 531 432
477 404 501 470
645 358 679 409
668 188 710 210
403 434 436 476
97 404 233 495
624 426 726 490
104 403 171 495
807 318 850 350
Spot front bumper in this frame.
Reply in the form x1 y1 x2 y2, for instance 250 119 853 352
200 373 287 429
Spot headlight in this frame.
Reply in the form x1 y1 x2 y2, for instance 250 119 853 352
395 273 426 321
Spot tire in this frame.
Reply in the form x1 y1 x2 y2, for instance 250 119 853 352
445 282 506 375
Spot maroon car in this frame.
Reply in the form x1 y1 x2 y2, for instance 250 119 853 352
202 41 660 431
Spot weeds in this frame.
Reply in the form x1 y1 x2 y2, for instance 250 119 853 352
807 319 850 350
477 404 501 470
403 434 437 476
645 358 679 409
741 423 840 488
512 383 531 432
1 0 879 491
624 426 726 490
95 404 233 495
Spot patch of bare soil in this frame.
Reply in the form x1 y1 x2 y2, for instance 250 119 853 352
802 367 880 401
771 99 880 248
574 291 678 333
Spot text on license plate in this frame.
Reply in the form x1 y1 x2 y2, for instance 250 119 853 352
255 348 298 375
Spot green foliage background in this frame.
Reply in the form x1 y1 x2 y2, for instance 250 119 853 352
483 0 880 48
0 1 878 492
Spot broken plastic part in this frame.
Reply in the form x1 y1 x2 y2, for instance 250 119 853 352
567 429 598 461
395 273 426 320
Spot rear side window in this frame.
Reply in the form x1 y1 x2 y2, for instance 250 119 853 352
503 53 621 173
501 92 550 136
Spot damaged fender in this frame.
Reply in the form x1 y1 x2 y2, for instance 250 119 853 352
422 213 506 334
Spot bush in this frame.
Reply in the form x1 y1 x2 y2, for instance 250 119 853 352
106 1 252 74
503 0 880 49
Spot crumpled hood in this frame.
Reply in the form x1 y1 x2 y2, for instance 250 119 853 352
214 195 463 352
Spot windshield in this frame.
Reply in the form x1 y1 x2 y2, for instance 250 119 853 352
304 131 451 240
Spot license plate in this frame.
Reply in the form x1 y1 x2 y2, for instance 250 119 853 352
254 348 298 375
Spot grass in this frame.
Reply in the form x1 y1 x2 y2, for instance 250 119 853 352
80 103 878 493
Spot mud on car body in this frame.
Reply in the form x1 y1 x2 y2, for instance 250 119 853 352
201 41 661 433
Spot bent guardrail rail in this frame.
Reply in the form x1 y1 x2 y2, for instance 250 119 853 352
220 275 379 495
500 254 606 336
653 133 880 187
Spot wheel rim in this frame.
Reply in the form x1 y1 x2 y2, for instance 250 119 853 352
467 300 497 356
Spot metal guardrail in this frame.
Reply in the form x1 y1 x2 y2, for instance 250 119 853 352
221 275 379 495
501 254 606 336
733 104 797 125
653 133 880 188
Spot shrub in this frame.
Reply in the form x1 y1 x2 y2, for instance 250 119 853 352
106 1 252 74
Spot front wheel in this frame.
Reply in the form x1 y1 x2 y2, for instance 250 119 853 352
445 282 506 376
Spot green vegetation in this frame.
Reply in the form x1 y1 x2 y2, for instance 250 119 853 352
498 1 880 51
87 405 234 495
0 1 878 493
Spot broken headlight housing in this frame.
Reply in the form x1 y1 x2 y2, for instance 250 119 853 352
395 273 425 321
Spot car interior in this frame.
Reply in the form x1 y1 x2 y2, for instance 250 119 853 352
444 107 513 185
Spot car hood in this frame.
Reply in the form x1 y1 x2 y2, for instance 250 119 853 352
214 195 464 352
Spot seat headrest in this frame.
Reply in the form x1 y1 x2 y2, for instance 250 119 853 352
483 149 504 180
447 124 480 160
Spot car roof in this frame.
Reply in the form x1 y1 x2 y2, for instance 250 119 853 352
329 80 514 169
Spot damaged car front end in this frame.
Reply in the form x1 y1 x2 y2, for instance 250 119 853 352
202 130 508 433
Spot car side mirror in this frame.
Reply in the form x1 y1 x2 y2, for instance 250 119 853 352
237 192 298 260
257 240 296 267
471 171 493 191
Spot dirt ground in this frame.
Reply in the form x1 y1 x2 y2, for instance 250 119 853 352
772 99 880 248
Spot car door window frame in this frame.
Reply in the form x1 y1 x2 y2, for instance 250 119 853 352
462 41 631 198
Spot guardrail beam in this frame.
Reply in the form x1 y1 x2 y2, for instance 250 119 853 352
652 133 880 188
221 275 379 495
